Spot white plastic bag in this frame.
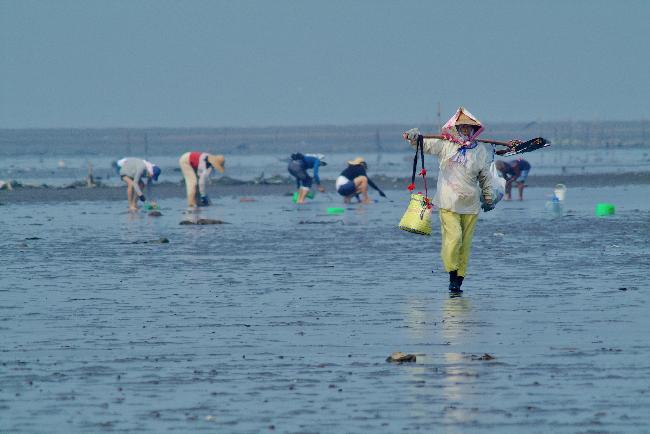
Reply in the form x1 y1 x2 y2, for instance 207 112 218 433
481 162 506 206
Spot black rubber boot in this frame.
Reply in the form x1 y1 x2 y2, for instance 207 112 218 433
449 271 461 292
457 275 464 289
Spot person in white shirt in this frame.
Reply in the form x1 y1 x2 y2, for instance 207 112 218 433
403 107 519 293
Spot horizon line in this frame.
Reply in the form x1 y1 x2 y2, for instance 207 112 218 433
1 118 649 131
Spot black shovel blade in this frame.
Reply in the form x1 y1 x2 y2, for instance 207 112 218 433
502 137 551 157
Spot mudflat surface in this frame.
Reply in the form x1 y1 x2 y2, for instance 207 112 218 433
1 186 649 433
1 171 650 205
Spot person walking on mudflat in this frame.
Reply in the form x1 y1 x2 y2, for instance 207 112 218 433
403 107 518 293
118 157 161 211
179 151 225 207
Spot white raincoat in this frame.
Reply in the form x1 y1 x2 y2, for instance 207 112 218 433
413 107 493 214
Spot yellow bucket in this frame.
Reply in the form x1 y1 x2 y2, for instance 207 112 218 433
398 193 433 235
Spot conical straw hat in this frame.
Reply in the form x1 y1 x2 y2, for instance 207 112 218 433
456 110 481 126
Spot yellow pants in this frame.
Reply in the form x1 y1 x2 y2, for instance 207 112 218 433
179 152 198 206
438 209 478 277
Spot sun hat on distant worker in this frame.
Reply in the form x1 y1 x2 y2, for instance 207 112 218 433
347 157 366 166
207 155 225 173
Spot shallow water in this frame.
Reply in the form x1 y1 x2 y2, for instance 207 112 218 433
3 146 650 187
1 187 649 433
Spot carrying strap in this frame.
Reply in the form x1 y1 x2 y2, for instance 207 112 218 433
410 136 423 186
408 136 431 208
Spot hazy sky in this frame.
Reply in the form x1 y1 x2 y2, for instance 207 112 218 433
1 0 649 128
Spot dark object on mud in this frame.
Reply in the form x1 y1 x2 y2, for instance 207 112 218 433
25 237 42 240
214 176 246 186
386 352 416 363
179 219 227 225
299 220 340 225
472 353 495 361
618 287 628 291
131 237 169 244
148 211 163 217
252 172 291 185
64 180 102 189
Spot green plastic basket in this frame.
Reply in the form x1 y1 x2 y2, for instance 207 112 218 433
595 203 615 216
327 207 345 215
292 191 315 203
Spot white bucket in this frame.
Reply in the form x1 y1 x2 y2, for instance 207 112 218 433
554 184 567 201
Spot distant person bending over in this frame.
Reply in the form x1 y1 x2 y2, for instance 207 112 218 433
336 157 386 204
496 159 531 201
508 158 531 201
179 151 225 207
118 158 161 211
288 153 326 204
403 107 518 293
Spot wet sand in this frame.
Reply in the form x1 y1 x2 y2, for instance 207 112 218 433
1 171 650 204
1 186 649 433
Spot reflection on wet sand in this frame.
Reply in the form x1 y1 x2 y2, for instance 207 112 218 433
441 295 477 426
401 295 477 429
442 295 472 342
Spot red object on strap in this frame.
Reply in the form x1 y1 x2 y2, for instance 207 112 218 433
407 183 415 191
421 169 429 201
420 168 427 176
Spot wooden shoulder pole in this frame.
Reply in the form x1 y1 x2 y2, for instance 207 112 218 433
422 134 512 147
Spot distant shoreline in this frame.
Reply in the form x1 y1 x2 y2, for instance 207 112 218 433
1 122 649 157
1 172 649 204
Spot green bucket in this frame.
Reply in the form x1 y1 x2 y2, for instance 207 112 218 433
327 207 345 215
595 203 615 216
292 191 315 203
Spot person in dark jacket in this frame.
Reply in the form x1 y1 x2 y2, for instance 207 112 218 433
335 157 385 204
287 153 326 204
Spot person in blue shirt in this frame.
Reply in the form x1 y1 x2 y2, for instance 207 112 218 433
288 153 326 203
